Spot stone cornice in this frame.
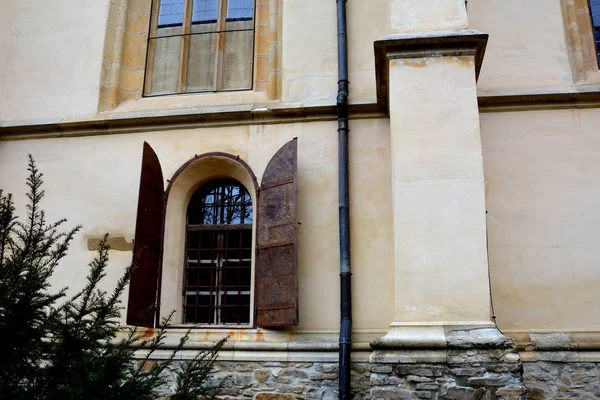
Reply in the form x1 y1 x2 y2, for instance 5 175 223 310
6 90 600 140
374 29 489 111
478 89 600 112
505 330 600 351
0 102 385 141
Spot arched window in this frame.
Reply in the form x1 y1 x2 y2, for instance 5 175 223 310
127 140 299 329
184 179 253 325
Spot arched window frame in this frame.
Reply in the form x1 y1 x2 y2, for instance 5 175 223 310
162 153 259 328
126 140 299 329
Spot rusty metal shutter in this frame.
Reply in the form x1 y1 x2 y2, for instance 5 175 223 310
255 138 299 327
126 142 165 328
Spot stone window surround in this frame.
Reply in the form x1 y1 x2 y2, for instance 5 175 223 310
561 0 600 84
99 0 282 112
160 153 259 327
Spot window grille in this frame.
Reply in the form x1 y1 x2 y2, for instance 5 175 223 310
184 180 253 325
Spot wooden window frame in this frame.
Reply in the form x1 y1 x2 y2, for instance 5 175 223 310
143 0 256 96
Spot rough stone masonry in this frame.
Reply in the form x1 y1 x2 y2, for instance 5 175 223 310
153 331 600 400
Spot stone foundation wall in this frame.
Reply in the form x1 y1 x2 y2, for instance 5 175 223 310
155 356 600 399
523 361 600 399
157 357 526 400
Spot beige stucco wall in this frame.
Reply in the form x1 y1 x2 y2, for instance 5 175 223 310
387 55 491 325
0 0 110 122
2 0 600 340
482 108 600 332
0 2 17 100
0 0 588 122
0 0 390 122
389 0 468 33
469 0 574 92
0 118 394 334
281 0 389 103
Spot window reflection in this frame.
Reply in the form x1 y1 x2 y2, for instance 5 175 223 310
158 0 184 27
184 179 253 325
187 180 253 225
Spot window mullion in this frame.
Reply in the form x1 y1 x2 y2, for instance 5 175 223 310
144 1 161 94
177 0 194 93
213 0 228 91
215 233 225 324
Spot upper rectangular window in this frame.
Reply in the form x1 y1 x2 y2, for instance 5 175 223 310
144 0 255 96
590 0 600 65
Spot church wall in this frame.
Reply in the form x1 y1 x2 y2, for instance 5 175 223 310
481 108 600 333
0 118 394 336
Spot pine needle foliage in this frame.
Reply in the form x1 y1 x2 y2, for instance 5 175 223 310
0 156 79 399
0 157 227 400
173 336 228 400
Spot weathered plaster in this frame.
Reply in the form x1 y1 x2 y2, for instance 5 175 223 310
0 0 108 121
87 236 133 251
388 54 490 325
389 0 468 33
0 119 394 333
469 0 574 92
481 108 600 332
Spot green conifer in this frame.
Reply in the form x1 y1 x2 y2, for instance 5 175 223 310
0 156 226 400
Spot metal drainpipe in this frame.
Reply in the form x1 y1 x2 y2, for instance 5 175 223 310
336 0 352 399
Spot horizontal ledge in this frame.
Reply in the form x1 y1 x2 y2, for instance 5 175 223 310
506 330 600 351
121 328 384 352
4 89 600 140
478 89 600 112
133 349 373 362
370 323 515 350
129 340 372 352
374 29 489 110
0 102 384 141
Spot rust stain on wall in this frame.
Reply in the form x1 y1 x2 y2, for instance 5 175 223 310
139 328 155 340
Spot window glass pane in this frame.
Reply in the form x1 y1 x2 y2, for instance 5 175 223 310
222 30 253 90
147 36 182 95
188 181 252 224
192 0 218 24
186 32 217 92
185 181 253 325
185 295 212 323
221 295 250 324
227 0 254 21
591 0 600 25
158 0 184 27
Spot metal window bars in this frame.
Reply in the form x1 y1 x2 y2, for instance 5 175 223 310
183 180 253 325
